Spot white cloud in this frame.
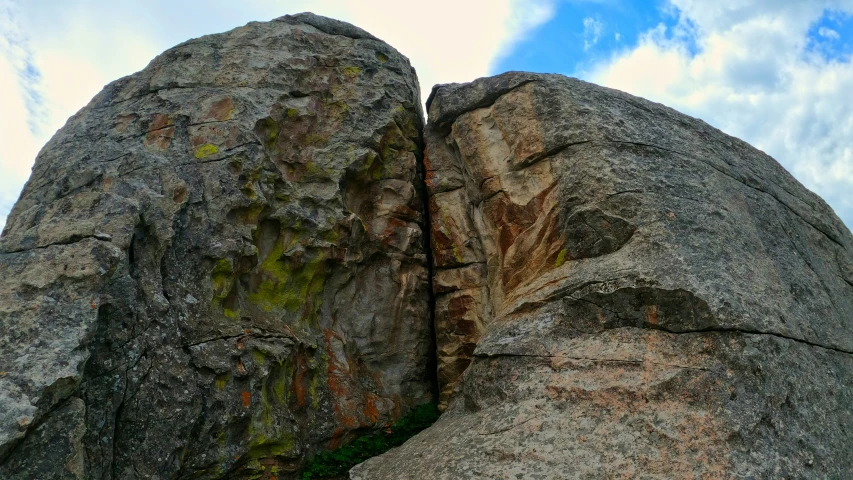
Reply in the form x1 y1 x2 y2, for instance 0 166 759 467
588 0 853 229
0 1 45 231
0 0 556 232
583 16 604 50
819 26 841 39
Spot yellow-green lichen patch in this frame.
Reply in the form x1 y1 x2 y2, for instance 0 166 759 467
230 203 266 225
375 51 389 63
215 373 230 390
286 108 299 118
308 368 324 410
247 239 328 314
342 66 361 78
555 248 568 268
273 366 289 403
195 143 219 159
451 244 464 264
304 133 329 146
247 432 297 460
255 117 280 151
211 258 235 300
223 308 240 319
241 181 258 200
252 349 267 366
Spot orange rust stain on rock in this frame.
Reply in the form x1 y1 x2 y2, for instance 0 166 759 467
646 305 659 325
241 391 251 408
206 97 235 121
363 394 380 423
144 114 175 150
379 216 408 248
292 349 310 410
323 329 361 430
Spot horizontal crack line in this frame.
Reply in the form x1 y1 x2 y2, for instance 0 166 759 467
474 352 715 372
567 294 853 356
478 414 542 436
182 330 297 349
0 233 111 254
657 325 853 356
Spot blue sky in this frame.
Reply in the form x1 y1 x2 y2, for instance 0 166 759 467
2 0 853 231
496 1 672 74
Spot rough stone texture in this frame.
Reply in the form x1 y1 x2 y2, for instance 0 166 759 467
0 13 432 479
351 72 853 478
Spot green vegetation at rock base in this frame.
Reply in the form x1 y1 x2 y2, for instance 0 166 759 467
302 402 441 479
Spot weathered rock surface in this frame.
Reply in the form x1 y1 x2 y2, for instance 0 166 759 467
0 13 433 479
351 72 853 478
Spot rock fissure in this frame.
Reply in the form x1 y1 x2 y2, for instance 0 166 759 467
567 293 853 355
0 233 112 254
473 352 717 373
477 414 543 436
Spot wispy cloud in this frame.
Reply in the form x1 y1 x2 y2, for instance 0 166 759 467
589 0 853 229
819 26 841 39
0 0 49 231
583 16 604 50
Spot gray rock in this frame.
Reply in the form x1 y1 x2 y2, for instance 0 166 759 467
4 16 853 479
0 13 432 479
351 72 853 478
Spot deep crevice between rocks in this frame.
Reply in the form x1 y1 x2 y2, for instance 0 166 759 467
413 110 440 403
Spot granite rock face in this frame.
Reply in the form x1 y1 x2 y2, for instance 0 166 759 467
0 13 432 479
351 72 853 478
3 15 853 479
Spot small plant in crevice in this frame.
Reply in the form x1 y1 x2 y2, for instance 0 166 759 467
302 402 441 479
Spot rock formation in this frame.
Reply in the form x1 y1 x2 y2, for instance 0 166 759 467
351 72 853 478
2 13 853 480
0 13 432 479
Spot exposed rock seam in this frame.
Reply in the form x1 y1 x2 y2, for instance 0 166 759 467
1 234 112 254
474 352 715 373
570 296 853 355
477 415 543 436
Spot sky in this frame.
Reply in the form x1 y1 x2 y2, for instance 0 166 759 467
2 0 853 232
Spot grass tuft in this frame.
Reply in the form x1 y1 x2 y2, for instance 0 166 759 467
302 402 440 479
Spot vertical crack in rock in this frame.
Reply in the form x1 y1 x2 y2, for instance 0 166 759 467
413 111 441 402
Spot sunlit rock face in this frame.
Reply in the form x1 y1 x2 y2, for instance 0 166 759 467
3 12 853 480
352 72 853 479
0 13 433 479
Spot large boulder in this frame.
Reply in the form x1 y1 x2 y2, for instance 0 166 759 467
0 13 432 479
351 72 853 478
